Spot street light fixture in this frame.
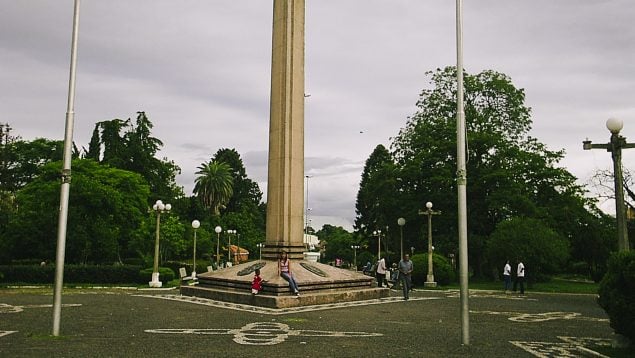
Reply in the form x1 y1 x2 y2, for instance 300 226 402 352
372 230 382 259
214 226 222 266
191 220 200 279
305 175 312 234
256 243 265 260
397 218 406 259
236 233 241 263
351 245 360 269
583 118 634 251
420 201 441 288
226 229 235 265
150 200 171 287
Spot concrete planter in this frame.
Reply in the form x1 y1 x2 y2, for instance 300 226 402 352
303 252 320 262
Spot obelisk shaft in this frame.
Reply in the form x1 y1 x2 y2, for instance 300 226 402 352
264 0 305 260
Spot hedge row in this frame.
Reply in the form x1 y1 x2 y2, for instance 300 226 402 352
0 265 174 285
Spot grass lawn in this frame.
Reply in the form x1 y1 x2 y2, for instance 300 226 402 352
442 276 599 295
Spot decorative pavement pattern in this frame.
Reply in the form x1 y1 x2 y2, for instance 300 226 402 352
511 336 612 358
471 310 609 323
0 302 82 314
134 294 438 315
0 331 17 338
444 289 538 301
146 321 382 346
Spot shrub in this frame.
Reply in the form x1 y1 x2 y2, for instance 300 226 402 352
486 217 569 282
598 251 635 342
139 267 175 284
410 253 455 286
0 264 143 284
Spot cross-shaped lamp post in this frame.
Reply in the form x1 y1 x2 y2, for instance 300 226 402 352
583 118 634 251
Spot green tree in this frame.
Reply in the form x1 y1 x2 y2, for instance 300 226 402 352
85 113 183 201
194 160 234 216
317 225 355 264
486 217 569 281
354 145 400 254
379 67 601 278
213 148 263 211
5 159 150 264
84 125 101 161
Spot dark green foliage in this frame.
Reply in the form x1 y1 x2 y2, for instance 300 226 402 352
598 251 635 342
355 67 606 279
6 159 150 264
85 113 183 201
194 160 234 216
317 225 356 263
0 265 144 284
410 253 455 286
138 267 175 284
486 217 569 282
162 260 210 278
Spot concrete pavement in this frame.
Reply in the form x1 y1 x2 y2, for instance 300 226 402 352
0 287 613 357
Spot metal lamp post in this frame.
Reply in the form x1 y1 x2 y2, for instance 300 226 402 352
351 245 360 269
150 200 171 287
236 233 241 263
305 175 312 234
372 230 382 259
227 229 235 265
583 118 634 251
397 218 406 259
191 220 200 279
214 226 222 266
257 243 265 260
52 0 81 337
420 202 441 288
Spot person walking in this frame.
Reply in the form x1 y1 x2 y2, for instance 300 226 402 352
516 259 525 295
503 260 512 293
398 254 413 300
376 255 387 287
278 250 300 297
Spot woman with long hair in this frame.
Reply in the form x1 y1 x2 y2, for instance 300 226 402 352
278 250 300 297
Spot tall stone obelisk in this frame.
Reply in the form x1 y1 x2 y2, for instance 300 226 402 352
182 1 384 307
263 0 306 260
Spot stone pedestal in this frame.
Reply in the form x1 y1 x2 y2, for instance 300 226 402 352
424 274 437 288
184 0 385 308
183 260 388 308
149 272 162 288
303 252 320 262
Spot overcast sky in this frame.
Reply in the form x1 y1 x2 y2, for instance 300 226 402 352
2 1 634 231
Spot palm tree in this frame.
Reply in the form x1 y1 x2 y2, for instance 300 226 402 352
194 160 234 216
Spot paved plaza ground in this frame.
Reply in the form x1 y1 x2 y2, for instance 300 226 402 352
0 286 615 357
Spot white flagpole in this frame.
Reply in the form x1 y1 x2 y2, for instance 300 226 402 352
52 0 81 337
456 0 470 345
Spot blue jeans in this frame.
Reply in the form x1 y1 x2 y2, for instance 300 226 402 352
281 272 299 293
401 274 412 299
504 275 511 291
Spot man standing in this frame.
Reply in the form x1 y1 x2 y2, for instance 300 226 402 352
398 254 413 300
503 260 512 293
516 259 525 295
376 255 387 287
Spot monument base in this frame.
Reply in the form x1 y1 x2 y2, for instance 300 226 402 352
424 281 437 288
181 259 388 308
149 272 162 288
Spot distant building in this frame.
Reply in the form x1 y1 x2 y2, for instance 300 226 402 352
303 234 319 251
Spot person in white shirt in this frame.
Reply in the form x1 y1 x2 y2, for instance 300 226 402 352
515 260 525 294
503 260 512 293
376 255 387 287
